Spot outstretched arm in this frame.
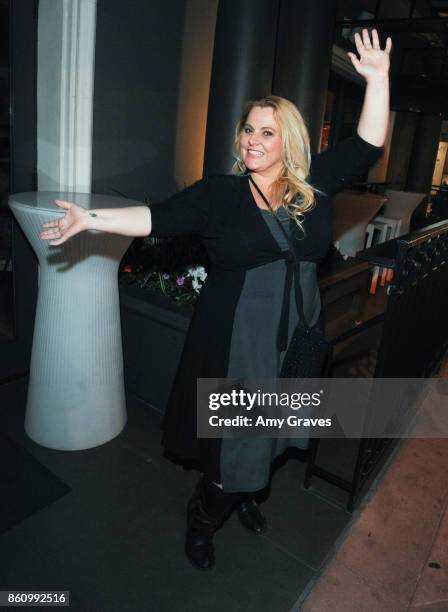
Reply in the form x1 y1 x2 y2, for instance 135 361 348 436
348 28 391 147
40 177 212 246
40 201 152 246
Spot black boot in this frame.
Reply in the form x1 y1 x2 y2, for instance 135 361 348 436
236 496 267 535
185 476 243 570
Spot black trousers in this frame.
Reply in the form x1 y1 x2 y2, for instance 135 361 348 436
200 438 222 484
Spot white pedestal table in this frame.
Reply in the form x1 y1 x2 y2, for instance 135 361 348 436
9 191 140 450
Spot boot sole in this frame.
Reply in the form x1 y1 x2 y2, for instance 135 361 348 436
185 551 215 571
238 521 267 535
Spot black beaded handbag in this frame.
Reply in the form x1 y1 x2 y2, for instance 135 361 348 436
279 313 329 378
249 175 329 378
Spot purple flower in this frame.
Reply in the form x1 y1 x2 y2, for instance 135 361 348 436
176 277 185 286
162 273 170 279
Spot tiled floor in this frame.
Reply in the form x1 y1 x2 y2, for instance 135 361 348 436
0 376 350 612
298 435 448 612
1 374 446 612
297 372 448 612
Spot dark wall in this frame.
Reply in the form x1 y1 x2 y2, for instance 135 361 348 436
0 0 38 381
10 0 37 195
92 0 186 203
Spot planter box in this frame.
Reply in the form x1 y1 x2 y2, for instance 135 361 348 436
119 284 192 412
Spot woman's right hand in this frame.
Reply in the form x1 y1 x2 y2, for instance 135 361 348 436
40 199 89 246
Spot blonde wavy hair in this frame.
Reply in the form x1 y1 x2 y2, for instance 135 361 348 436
232 95 316 228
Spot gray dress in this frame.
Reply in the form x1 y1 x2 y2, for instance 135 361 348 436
220 207 321 492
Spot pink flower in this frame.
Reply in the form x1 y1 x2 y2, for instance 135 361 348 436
176 277 185 286
123 265 133 273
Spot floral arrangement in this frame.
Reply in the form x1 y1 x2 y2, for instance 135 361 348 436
119 235 208 307
138 265 207 306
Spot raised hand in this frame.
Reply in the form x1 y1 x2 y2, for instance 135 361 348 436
40 199 88 246
348 28 392 82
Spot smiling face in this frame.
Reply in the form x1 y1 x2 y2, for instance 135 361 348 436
239 106 284 179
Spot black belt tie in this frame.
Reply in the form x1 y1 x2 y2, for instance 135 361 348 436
277 251 295 352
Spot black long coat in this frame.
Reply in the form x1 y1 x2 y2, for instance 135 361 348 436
148 134 383 479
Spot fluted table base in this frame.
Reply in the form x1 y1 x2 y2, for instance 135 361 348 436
10 192 134 450
25 378 127 450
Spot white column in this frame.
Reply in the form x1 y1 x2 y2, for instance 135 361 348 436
37 0 97 193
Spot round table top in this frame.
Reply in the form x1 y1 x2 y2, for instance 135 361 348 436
8 191 143 213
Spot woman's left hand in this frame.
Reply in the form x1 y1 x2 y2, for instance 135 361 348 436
348 28 392 82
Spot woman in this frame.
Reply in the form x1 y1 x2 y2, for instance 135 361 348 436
40 29 391 570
